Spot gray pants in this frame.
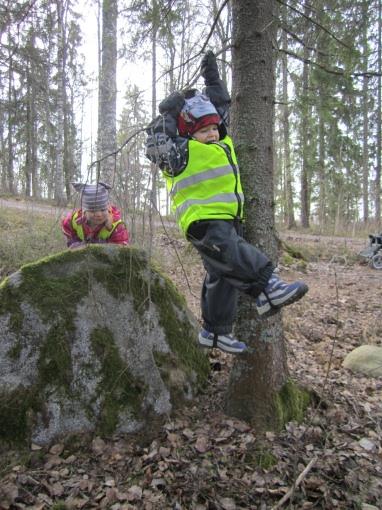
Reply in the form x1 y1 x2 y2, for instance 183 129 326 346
187 220 273 335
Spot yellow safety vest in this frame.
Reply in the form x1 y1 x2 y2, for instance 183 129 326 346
164 135 244 235
71 211 122 241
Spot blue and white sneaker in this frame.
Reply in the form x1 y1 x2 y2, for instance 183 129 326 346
198 328 247 354
256 274 308 316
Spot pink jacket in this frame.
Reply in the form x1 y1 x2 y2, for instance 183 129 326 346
62 205 129 247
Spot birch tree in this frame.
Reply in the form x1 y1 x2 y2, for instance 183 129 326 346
97 0 118 183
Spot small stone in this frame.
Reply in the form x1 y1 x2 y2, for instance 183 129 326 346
359 438 376 451
49 443 64 456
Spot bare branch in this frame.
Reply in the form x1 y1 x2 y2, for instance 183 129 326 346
281 25 329 58
280 47 382 78
155 0 230 88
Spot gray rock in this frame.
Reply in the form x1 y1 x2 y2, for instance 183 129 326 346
343 345 382 377
0 245 209 446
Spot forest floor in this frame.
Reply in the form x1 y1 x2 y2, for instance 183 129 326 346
0 209 381 509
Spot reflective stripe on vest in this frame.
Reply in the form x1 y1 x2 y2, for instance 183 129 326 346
164 135 244 235
71 211 122 241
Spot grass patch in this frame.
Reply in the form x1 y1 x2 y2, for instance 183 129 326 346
280 237 360 265
0 207 66 281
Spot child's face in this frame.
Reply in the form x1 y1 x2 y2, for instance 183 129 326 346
192 124 219 143
85 208 109 226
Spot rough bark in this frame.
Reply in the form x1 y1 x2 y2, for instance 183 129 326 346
376 0 381 224
226 0 294 432
362 1 370 223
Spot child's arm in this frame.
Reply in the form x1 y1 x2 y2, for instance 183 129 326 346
201 51 231 130
61 211 83 247
145 92 189 176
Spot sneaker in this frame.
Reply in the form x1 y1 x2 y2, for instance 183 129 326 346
198 328 247 354
256 274 308 316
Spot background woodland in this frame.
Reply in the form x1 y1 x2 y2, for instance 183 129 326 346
1 2 382 509
1 0 382 234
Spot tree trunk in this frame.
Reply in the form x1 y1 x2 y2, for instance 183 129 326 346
54 0 66 205
361 0 370 223
150 6 158 212
317 92 326 230
97 0 118 184
226 0 303 432
281 12 296 229
376 0 381 224
25 43 39 199
316 24 326 230
7 46 15 195
362 76 369 223
300 1 311 228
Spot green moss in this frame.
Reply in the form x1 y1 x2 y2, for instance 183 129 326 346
19 251 90 323
90 327 146 436
150 274 210 388
282 241 307 260
280 253 295 267
7 340 22 360
243 445 278 469
274 379 310 429
93 247 151 312
51 503 68 510
255 447 277 469
0 386 42 444
38 324 73 392
280 242 309 270
94 246 209 389
0 283 24 334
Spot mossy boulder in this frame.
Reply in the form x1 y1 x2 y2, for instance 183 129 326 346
0 245 209 446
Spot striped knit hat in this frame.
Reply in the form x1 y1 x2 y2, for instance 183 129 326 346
72 182 111 211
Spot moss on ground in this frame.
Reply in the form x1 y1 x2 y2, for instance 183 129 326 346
274 379 311 429
280 241 309 270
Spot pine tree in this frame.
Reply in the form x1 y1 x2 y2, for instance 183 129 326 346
226 0 304 432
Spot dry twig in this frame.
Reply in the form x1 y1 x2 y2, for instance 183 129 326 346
271 456 318 509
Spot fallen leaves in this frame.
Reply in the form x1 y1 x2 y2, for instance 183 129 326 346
0 260 381 509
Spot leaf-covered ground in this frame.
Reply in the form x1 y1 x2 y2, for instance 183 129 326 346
0 234 381 510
